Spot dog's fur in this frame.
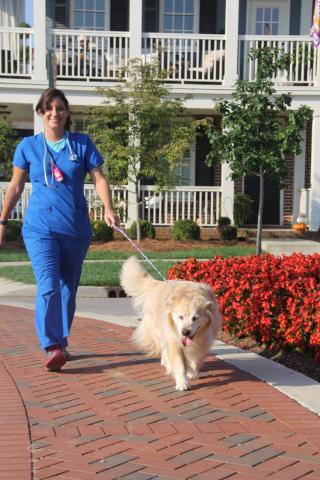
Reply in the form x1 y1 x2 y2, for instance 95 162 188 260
120 256 221 391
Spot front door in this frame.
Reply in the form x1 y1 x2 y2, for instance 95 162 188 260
244 175 280 225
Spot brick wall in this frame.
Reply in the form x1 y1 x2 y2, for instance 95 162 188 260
283 154 295 226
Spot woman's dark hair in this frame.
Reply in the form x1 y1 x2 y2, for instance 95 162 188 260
36 88 72 130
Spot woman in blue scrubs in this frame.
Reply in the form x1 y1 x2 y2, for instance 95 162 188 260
0 88 119 371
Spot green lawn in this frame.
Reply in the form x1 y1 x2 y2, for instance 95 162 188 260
0 261 176 286
0 244 255 262
0 242 256 286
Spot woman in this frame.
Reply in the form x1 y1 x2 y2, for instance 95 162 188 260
0 88 119 371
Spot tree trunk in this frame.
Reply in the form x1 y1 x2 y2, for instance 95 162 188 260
256 168 264 255
136 184 141 244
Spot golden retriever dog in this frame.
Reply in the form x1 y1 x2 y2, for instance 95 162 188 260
120 256 221 391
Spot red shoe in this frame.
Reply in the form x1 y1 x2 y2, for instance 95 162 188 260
45 346 66 372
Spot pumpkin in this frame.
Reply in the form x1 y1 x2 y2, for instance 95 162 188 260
293 222 308 232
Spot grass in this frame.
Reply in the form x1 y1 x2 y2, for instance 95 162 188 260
0 244 256 262
0 242 256 286
0 261 175 286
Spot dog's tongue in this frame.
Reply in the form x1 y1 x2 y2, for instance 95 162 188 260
182 336 193 347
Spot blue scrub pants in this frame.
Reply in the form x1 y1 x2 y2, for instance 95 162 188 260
23 231 90 350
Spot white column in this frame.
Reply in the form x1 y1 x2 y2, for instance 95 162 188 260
221 162 234 223
33 0 47 81
33 103 43 134
129 0 143 58
224 0 240 87
292 129 306 223
309 111 320 231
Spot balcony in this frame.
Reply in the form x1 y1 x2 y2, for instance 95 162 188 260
0 28 319 88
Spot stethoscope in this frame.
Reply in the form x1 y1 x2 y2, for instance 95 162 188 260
42 133 78 188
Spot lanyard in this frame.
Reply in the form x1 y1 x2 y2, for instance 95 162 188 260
42 133 77 188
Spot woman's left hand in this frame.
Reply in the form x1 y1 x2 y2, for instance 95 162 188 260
104 209 120 227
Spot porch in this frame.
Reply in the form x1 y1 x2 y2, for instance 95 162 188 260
0 182 223 228
1 26 320 87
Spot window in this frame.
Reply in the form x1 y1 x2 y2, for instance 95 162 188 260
74 0 105 30
255 7 279 35
174 148 195 186
163 0 195 34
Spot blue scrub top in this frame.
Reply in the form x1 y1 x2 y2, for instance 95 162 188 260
13 132 104 238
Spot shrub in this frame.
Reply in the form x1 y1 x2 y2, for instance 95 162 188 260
167 253 320 360
218 216 231 230
91 221 114 241
219 225 238 241
127 220 155 239
172 219 200 241
233 193 254 226
5 220 22 241
217 216 237 241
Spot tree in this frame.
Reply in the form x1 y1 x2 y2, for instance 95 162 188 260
205 47 311 254
0 118 18 180
87 58 195 241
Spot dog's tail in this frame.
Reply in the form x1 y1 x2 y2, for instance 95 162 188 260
120 255 158 301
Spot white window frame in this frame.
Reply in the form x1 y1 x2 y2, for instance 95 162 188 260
247 0 290 35
70 0 110 31
159 0 200 34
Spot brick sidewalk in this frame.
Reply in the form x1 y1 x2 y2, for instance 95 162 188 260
0 305 320 480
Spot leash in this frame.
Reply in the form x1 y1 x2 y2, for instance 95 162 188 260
112 224 168 282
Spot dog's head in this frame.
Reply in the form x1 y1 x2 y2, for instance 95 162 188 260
166 283 218 347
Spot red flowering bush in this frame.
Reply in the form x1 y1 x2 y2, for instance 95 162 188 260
167 253 320 360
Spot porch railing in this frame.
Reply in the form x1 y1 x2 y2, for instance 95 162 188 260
239 35 320 86
142 33 226 84
0 183 128 225
0 182 222 227
51 29 130 81
140 186 222 226
0 27 34 77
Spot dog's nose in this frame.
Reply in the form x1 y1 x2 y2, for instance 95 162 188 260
182 328 191 337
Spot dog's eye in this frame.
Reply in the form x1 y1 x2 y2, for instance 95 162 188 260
179 315 184 320
192 316 198 322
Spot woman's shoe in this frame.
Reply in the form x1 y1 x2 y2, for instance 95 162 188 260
45 346 66 371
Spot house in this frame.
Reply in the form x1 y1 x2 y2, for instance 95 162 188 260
0 0 319 232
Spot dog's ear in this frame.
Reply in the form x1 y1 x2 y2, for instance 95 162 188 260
165 291 176 308
204 300 216 316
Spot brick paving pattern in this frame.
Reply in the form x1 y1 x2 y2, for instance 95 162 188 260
0 304 320 480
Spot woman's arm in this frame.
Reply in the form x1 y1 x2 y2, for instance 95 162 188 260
0 167 28 246
90 166 120 227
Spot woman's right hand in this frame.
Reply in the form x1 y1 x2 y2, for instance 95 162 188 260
0 225 6 247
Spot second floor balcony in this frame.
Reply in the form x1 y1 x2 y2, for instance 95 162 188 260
0 0 318 89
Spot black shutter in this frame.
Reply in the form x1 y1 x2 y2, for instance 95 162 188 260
289 0 301 34
54 0 70 29
199 0 216 34
143 0 159 32
195 131 214 187
110 0 129 31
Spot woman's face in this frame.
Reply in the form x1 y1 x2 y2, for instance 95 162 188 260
40 97 69 133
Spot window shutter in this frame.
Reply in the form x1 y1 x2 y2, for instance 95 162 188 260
143 0 159 33
200 0 226 35
199 0 216 34
54 0 70 29
110 0 129 31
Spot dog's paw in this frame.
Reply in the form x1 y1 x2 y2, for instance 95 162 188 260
175 378 191 391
